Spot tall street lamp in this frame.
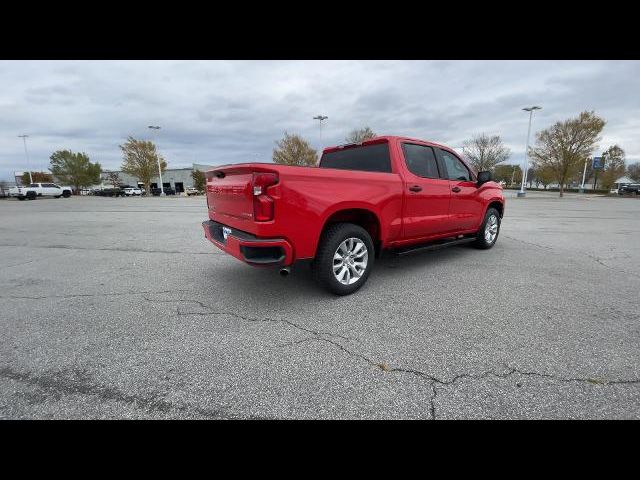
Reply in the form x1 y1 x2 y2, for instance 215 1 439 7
518 106 542 197
18 135 33 184
148 126 164 195
313 115 328 150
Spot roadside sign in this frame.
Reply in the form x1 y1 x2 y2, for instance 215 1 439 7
592 157 604 169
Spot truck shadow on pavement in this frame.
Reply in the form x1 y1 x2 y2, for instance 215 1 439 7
203 244 485 304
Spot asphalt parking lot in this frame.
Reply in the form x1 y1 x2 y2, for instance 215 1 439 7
1 192 639 419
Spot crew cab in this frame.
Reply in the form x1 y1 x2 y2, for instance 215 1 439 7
9 183 72 200
202 136 505 295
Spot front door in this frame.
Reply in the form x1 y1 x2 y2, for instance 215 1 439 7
437 148 483 231
400 143 452 240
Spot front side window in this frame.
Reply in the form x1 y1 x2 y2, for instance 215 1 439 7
401 143 440 178
440 150 471 181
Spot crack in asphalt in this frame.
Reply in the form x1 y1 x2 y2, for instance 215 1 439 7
0 243 222 255
0 365 270 419
503 235 554 250
583 252 640 279
142 296 640 420
143 296 360 344
0 289 193 300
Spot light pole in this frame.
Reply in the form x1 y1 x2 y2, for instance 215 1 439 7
148 126 164 195
518 106 542 198
18 135 33 184
580 158 589 193
313 115 328 150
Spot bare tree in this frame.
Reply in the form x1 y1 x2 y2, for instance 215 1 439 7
272 132 318 166
345 127 376 143
529 111 606 197
105 170 122 188
462 133 511 172
627 162 640 181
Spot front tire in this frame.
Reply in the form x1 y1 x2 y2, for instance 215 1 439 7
312 223 374 295
474 207 501 249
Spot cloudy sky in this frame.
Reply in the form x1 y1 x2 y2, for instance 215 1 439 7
1 60 639 180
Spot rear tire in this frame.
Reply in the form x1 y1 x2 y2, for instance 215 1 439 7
63 191 71 198
474 207 501 249
312 222 375 295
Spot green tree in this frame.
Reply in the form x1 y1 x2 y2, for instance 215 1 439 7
627 162 640 181
529 111 606 197
599 145 626 189
462 133 511 172
536 165 555 189
272 132 318 166
49 150 102 194
21 171 53 184
345 126 376 143
191 169 206 192
493 164 522 186
120 136 167 193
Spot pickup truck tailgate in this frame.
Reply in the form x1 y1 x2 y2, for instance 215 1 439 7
206 169 254 222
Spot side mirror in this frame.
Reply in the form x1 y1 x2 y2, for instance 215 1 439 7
477 171 492 186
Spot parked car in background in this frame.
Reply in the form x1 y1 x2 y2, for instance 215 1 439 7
8 183 72 200
202 135 505 295
94 187 125 197
151 187 176 196
619 184 640 195
186 186 201 196
123 187 143 196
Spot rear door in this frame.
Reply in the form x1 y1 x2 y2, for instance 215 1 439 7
437 148 483 231
44 183 59 195
399 142 452 239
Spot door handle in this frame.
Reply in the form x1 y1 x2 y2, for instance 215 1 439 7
409 185 422 192
451 186 461 193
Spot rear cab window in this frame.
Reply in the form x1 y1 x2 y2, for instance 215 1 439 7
319 142 392 173
401 143 441 178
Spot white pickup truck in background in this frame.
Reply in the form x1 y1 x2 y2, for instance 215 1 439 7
8 183 73 200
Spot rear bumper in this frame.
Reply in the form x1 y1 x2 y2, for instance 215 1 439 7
202 220 294 267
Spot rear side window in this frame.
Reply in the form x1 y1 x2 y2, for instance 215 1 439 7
320 143 391 173
439 149 471 181
401 143 440 179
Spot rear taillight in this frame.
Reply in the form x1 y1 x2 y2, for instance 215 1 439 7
252 172 278 222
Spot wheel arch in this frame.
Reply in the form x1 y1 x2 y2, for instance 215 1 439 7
317 207 383 258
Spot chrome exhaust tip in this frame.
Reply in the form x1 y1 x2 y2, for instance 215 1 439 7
279 267 291 277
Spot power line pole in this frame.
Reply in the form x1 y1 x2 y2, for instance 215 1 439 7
18 135 33 184
313 115 328 152
518 106 542 198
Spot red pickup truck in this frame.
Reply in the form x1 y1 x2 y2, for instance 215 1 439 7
203 136 504 295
